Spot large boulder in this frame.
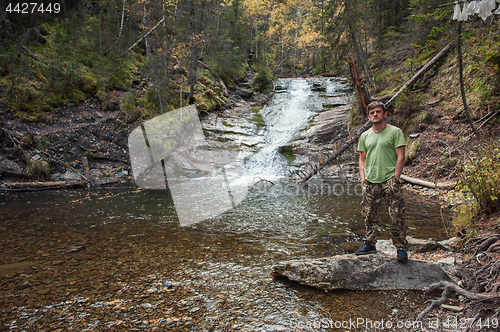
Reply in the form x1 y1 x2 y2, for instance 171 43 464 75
273 253 456 291
304 105 349 144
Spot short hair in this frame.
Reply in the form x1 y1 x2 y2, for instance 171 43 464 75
367 101 386 113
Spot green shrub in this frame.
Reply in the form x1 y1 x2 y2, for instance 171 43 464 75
451 194 479 239
405 139 420 163
26 159 51 180
459 141 500 215
393 92 426 131
253 68 273 92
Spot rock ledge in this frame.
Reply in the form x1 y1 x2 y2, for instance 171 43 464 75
273 253 456 291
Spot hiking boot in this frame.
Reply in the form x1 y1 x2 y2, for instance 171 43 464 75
397 249 408 261
355 243 377 255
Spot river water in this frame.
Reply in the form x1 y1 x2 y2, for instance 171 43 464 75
0 78 451 331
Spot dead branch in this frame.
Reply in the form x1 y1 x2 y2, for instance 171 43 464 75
120 16 166 57
250 178 275 191
1 127 21 147
273 55 294 75
457 21 481 137
297 120 371 184
386 42 454 106
348 55 370 114
3 181 87 191
21 45 43 63
103 0 127 57
477 110 499 131
38 148 89 182
198 60 229 97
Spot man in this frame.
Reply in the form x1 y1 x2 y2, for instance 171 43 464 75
356 101 408 261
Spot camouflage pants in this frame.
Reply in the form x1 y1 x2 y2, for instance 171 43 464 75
362 176 408 250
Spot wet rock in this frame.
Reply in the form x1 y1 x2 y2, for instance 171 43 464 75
311 83 326 92
273 253 456 291
64 245 86 253
0 156 27 178
62 170 81 181
304 105 349 144
323 102 347 109
37 288 51 295
407 236 440 252
236 88 253 98
115 170 129 177
162 280 173 289
338 242 360 252
0 261 35 277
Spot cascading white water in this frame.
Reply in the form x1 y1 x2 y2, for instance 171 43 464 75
243 79 316 180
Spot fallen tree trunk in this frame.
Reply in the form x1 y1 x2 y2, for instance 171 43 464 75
3 181 86 191
21 45 43 63
348 55 370 115
297 42 454 184
120 16 165 57
400 174 457 190
385 42 453 106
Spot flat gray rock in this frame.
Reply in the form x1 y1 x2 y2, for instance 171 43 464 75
377 237 441 256
273 253 456 291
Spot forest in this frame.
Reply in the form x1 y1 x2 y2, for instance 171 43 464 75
1 0 497 118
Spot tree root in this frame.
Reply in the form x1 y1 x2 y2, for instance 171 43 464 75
417 281 500 322
418 231 500 330
466 234 500 256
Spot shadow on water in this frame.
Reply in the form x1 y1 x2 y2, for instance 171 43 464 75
0 180 451 331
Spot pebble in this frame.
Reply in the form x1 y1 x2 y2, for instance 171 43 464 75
161 280 173 289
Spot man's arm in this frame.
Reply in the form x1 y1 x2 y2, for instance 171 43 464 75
359 151 366 183
394 146 405 181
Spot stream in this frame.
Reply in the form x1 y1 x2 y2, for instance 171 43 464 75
0 78 451 331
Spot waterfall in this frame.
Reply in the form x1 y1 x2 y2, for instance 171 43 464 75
243 79 316 180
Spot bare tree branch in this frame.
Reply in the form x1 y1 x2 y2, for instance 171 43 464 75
120 17 166 57
103 0 127 57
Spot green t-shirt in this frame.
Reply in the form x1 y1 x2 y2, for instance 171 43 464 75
357 124 406 183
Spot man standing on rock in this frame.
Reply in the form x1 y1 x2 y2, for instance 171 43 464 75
356 101 409 261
